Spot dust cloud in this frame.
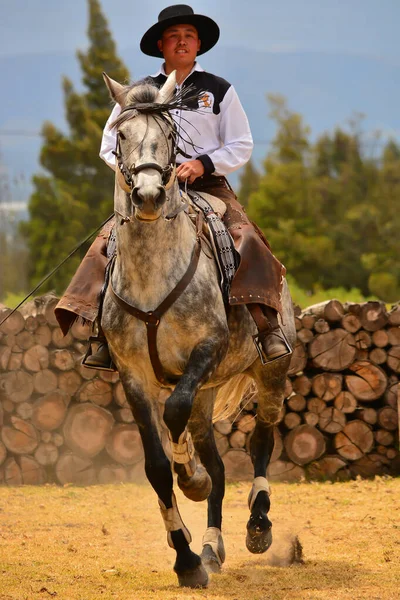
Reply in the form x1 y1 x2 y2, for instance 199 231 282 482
265 534 303 567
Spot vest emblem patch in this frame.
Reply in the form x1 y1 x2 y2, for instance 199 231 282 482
199 92 214 110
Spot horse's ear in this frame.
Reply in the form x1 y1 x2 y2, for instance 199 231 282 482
156 70 177 104
103 72 126 106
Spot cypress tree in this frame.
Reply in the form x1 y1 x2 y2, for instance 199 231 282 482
21 0 130 293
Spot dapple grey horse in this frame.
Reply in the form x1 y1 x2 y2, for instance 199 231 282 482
101 71 296 588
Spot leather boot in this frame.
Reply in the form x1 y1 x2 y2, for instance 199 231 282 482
82 338 116 371
260 327 291 360
248 304 292 364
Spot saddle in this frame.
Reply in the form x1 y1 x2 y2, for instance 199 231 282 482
106 191 239 303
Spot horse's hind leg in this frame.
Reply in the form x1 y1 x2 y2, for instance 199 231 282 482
121 376 208 588
189 389 226 574
246 359 291 554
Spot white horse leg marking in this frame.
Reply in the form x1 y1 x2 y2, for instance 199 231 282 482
246 475 273 554
202 527 225 566
248 476 271 511
169 428 196 477
158 491 192 549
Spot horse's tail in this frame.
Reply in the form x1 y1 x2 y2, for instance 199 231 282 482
212 374 254 423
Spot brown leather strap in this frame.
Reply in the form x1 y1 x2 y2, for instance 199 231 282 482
247 303 272 335
164 201 189 221
153 242 201 320
109 234 202 384
109 286 159 324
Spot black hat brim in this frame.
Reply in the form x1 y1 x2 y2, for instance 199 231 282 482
140 14 220 58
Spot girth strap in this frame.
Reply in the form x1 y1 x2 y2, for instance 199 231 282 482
109 214 203 384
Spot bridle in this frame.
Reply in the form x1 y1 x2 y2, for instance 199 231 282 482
112 109 193 223
110 84 202 222
112 113 178 194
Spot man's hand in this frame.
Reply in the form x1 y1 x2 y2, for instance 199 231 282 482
176 159 205 184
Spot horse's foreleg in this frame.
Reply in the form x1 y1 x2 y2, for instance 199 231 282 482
189 389 226 574
246 360 290 554
163 340 226 503
121 378 208 588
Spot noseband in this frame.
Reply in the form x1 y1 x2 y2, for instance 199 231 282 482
113 127 176 194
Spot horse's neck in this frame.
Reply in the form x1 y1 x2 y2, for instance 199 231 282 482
114 189 195 309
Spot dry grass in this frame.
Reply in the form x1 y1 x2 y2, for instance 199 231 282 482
0 477 399 600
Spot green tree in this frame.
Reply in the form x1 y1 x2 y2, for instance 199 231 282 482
237 160 260 208
0 217 29 302
364 139 400 301
248 95 337 290
311 126 373 292
0 157 28 301
21 0 130 293
247 98 400 300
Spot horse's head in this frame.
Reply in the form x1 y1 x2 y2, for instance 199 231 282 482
104 72 178 222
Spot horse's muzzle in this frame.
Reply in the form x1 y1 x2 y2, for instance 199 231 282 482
131 184 166 218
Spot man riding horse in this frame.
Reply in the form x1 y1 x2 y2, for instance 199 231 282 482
55 4 291 367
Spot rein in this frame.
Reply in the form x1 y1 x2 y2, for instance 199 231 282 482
0 215 114 328
109 210 204 385
114 193 188 225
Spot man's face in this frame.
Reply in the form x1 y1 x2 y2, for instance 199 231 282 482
157 24 201 69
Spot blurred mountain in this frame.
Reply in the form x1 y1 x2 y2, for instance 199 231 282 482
1 45 399 205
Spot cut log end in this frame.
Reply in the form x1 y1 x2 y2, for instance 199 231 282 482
284 424 326 466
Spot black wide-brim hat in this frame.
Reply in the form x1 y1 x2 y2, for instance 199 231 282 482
140 4 220 58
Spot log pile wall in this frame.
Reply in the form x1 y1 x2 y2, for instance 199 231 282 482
0 296 399 485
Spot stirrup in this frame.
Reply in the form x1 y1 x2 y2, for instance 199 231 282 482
81 336 117 372
252 327 292 366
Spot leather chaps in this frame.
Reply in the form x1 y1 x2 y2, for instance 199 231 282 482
54 176 285 335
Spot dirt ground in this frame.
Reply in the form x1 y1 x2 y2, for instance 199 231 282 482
0 477 399 600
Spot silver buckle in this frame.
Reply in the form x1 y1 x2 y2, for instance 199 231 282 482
252 328 292 366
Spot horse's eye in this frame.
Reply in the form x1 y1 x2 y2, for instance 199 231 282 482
119 131 126 141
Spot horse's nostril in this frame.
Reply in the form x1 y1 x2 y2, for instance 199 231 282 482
131 187 142 208
155 186 166 208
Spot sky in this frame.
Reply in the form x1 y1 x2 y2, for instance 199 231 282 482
0 0 399 204
1 0 399 62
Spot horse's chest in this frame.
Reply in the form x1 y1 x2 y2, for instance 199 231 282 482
105 292 226 369
103 255 227 375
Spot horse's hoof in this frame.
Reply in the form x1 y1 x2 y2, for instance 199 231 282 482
177 464 212 502
246 526 273 554
177 563 209 588
201 527 225 574
201 545 222 574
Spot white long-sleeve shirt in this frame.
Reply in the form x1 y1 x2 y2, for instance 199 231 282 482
99 62 253 177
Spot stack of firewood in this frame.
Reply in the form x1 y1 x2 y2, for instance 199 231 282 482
0 296 399 485
207 300 399 482
275 300 399 481
0 296 147 485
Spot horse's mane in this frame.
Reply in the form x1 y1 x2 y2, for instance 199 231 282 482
124 80 160 109
110 79 202 130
